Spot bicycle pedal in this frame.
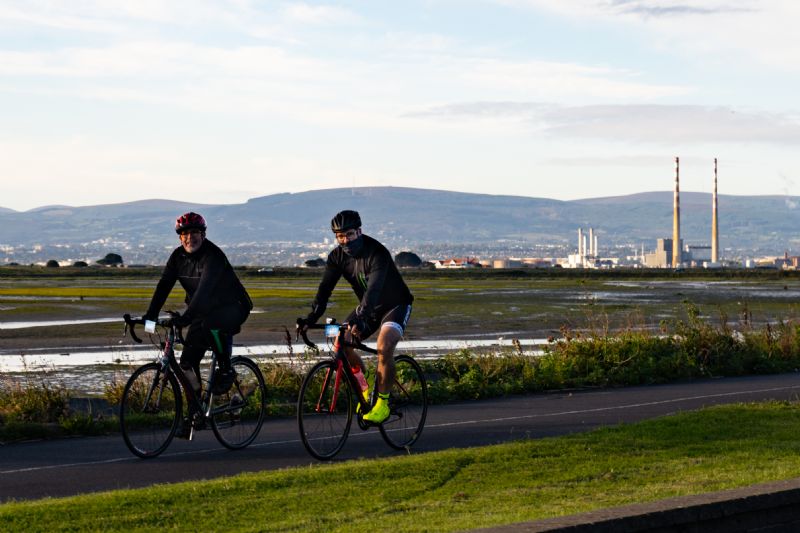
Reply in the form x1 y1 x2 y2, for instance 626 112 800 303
356 416 371 431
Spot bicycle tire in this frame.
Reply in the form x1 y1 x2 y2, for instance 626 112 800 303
210 356 267 449
120 362 182 459
297 360 353 460
379 355 428 450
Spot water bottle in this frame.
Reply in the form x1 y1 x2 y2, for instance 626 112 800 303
352 366 368 396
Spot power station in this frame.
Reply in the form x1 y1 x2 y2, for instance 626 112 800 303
639 158 721 269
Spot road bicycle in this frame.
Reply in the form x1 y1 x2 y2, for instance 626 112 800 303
120 314 267 458
296 320 428 460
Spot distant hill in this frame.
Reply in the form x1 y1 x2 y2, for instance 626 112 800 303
1 187 798 256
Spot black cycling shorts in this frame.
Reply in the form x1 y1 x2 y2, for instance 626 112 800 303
180 301 249 369
346 304 412 340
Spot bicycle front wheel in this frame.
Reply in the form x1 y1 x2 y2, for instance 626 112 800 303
379 355 428 450
120 362 182 459
210 356 267 450
297 360 352 460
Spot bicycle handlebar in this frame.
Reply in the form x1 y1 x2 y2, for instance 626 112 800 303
123 313 177 344
297 322 325 350
295 320 377 354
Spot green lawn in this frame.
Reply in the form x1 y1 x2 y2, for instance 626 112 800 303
2 401 800 532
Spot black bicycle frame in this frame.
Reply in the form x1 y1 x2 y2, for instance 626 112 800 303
124 314 220 417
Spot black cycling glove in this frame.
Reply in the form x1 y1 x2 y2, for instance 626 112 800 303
299 313 319 327
173 312 193 328
350 315 368 337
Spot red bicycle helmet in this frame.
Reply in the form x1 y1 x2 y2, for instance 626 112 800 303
175 212 207 234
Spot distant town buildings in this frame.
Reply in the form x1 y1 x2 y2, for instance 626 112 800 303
7 160 800 271
432 258 482 269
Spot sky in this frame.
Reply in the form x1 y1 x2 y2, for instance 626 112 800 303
1 0 799 212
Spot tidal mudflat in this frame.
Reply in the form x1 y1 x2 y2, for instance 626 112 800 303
2 269 799 392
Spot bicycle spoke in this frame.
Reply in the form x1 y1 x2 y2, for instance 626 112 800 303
210 356 266 449
298 360 352 460
120 363 181 458
379 355 427 450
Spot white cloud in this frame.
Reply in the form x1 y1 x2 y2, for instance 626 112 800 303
455 58 689 101
280 3 363 25
0 1 798 210
0 0 255 27
500 0 800 72
0 42 332 79
409 102 800 144
542 105 800 144
502 0 754 19
0 36 691 133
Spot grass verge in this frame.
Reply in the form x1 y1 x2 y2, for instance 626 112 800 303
2 401 800 531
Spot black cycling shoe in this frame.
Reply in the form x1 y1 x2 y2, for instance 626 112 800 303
175 418 192 440
212 368 236 394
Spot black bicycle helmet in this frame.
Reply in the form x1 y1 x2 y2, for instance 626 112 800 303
330 210 361 233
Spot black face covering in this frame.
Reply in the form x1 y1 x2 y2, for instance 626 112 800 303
341 235 364 256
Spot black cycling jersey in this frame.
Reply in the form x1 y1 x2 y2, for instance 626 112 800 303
308 234 413 324
145 239 252 322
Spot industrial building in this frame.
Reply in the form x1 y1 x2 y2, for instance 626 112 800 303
643 238 682 268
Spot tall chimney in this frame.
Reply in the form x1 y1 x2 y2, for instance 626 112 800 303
589 228 594 256
594 234 598 258
711 158 719 263
672 157 681 268
578 228 583 256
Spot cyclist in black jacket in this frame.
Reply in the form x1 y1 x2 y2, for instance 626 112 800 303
144 212 252 396
298 210 413 424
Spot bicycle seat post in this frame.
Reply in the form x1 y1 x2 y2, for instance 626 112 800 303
202 352 219 415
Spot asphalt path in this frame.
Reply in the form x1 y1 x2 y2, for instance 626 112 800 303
3 373 800 503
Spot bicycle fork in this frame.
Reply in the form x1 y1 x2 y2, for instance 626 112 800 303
316 362 341 413
142 362 171 416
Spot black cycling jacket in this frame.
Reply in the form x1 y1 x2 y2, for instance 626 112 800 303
145 239 252 321
308 234 413 323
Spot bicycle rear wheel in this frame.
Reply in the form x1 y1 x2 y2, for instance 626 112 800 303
210 356 267 449
297 360 352 460
379 355 428 450
120 362 182 459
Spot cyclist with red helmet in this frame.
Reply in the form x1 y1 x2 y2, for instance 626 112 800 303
144 212 252 403
298 210 413 424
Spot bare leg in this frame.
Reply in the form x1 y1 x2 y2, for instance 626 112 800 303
344 343 365 373
375 326 402 393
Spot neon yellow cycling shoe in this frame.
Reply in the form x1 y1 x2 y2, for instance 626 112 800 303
363 393 390 424
355 388 370 414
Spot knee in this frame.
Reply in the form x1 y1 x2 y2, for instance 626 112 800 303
376 328 401 354
180 346 204 369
